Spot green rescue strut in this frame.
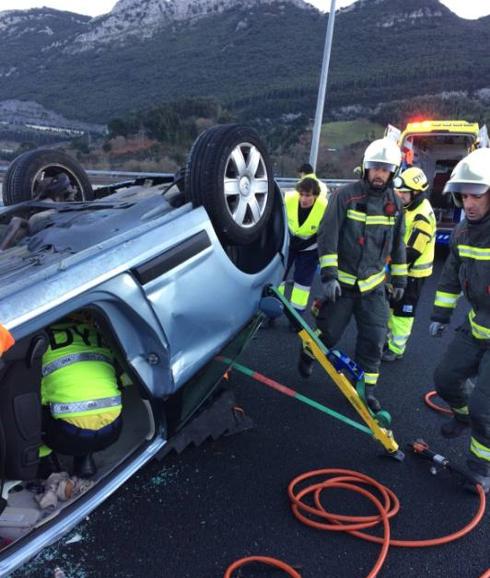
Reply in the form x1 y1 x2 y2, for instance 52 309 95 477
221 357 371 436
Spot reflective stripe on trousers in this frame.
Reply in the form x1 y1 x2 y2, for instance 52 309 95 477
290 283 311 311
364 372 379 386
387 315 414 355
470 437 490 462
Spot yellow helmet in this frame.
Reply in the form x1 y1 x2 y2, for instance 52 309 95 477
393 167 429 195
443 148 490 207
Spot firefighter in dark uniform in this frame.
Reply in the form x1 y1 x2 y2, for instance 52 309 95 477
299 138 407 412
383 167 436 361
279 177 328 314
40 315 123 478
430 148 490 492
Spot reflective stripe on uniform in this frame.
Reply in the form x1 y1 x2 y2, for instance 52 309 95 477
346 209 366 222
434 291 459 309
358 269 386 292
468 310 490 340
42 352 114 377
458 245 490 261
39 444 52 458
50 395 122 417
452 405 469 416
410 262 433 273
337 268 386 292
346 210 395 226
320 254 338 268
387 314 414 355
366 216 395 226
338 269 357 286
364 372 379 385
470 437 490 462
390 263 408 276
290 283 311 311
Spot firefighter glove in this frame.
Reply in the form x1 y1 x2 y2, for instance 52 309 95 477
322 279 341 302
391 287 405 302
429 321 446 337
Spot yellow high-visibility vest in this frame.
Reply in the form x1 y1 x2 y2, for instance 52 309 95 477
42 322 121 430
404 198 436 278
285 192 327 240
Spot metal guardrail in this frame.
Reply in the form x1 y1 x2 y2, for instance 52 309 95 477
0 165 355 190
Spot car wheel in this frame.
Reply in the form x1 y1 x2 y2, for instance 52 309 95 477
185 124 274 245
3 148 94 206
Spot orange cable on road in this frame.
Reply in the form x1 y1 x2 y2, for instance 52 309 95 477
224 556 301 578
424 390 453 415
227 468 486 578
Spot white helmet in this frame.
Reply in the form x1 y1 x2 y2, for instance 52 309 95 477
362 138 402 176
444 148 490 207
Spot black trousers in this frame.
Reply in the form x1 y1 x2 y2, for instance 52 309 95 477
42 407 122 457
316 284 389 385
434 320 490 475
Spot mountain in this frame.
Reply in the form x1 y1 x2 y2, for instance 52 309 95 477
0 0 488 124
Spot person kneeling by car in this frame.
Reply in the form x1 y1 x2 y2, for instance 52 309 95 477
39 315 122 479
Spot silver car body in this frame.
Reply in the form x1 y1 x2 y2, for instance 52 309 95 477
0 175 287 575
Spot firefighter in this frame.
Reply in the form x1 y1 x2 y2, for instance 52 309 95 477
279 177 328 314
40 315 122 478
297 163 329 198
383 167 436 361
299 138 407 412
430 148 490 492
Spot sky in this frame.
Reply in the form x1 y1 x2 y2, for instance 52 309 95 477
0 0 489 20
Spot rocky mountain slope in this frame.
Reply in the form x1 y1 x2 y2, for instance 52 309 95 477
0 0 487 124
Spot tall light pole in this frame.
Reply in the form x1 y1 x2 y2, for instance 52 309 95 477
309 0 337 172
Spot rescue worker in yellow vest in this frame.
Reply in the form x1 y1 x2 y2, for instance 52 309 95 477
299 138 407 412
279 177 328 314
430 148 490 493
382 167 436 361
40 316 122 478
297 163 329 198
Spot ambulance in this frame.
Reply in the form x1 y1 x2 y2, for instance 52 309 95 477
386 120 489 244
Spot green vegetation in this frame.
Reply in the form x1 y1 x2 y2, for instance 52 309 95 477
0 0 489 125
320 120 385 149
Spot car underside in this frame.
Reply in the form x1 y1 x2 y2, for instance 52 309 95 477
0 124 287 574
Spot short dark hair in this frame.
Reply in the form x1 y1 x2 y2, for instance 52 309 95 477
298 163 314 175
296 177 320 196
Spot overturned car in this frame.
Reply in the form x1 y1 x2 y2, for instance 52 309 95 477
0 124 287 574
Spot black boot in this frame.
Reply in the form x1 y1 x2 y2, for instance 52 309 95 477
73 454 97 478
37 452 62 479
440 416 470 439
365 386 381 412
463 460 490 495
298 350 314 378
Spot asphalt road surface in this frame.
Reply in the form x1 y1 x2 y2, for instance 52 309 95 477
15 253 490 578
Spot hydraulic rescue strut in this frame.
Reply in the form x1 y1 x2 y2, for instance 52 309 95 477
260 286 404 460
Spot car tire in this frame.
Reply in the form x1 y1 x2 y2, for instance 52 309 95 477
185 124 275 246
3 148 94 206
